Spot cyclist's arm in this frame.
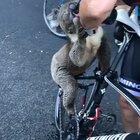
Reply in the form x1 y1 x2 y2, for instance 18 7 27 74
79 0 126 29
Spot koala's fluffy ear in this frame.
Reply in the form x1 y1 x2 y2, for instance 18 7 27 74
57 3 68 31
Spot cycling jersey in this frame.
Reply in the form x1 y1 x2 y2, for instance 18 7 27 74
119 34 140 97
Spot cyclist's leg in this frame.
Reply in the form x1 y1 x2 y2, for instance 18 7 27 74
119 34 140 132
119 96 140 132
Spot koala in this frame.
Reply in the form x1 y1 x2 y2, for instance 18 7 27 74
51 1 111 116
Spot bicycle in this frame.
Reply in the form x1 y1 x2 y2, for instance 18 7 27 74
43 0 68 37
54 5 140 140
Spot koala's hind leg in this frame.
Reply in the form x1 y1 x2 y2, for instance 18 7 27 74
51 56 78 116
97 35 111 72
56 69 78 116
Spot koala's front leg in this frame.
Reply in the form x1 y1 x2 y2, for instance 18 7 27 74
69 17 91 67
69 38 92 67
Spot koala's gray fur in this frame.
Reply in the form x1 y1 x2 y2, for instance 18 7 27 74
51 1 111 116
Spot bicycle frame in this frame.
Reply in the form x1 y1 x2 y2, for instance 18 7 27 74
73 29 140 138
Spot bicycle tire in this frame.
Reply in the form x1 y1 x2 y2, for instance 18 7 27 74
55 90 62 132
78 79 100 138
55 88 78 140
43 0 67 37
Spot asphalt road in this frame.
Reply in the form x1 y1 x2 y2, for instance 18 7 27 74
0 0 123 140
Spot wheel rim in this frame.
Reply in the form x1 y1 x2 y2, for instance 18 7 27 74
43 0 67 37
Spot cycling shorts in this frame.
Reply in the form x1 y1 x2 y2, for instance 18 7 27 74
119 34 140 97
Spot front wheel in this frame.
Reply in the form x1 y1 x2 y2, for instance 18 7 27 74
43 0 67 37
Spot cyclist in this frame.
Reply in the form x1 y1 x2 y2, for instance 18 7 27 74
79 0 140 133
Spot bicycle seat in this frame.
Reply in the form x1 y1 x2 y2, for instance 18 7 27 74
116 8 140 36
